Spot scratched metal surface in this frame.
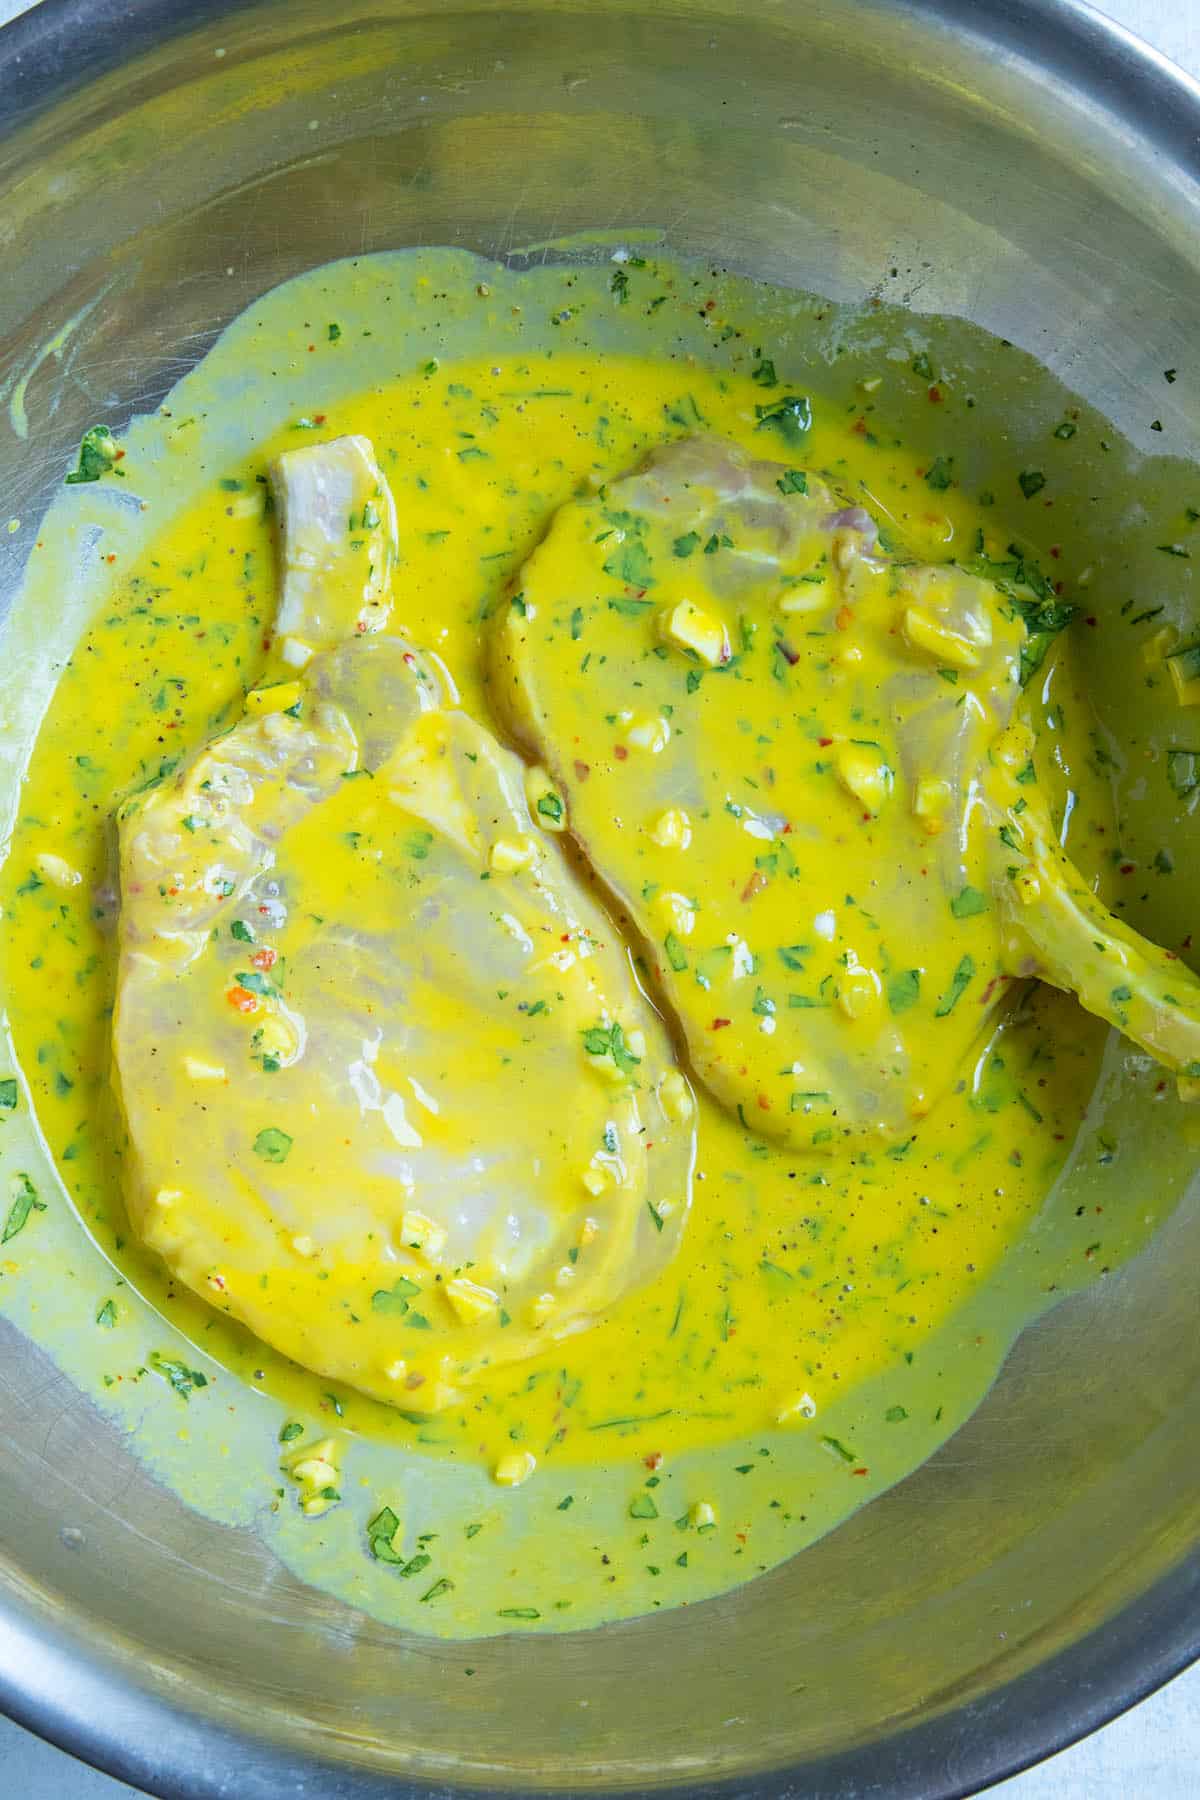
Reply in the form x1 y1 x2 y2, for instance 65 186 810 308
0 0 1198 1795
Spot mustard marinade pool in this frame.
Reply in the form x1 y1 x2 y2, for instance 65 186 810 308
1 247 1196 1636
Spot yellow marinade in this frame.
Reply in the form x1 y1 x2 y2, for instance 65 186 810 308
2 341 1112 1477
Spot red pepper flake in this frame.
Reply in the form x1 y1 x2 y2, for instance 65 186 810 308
573 759 591 782
756 1094 771 1111
1119 862 1135 875
114 448 126 461
711 1017 731 1030
1049 545 1061 559
928 385 943 404
251 947 277 970
614 744 629 761
643 1451 663 1471
818 736 833 747
1085 615 1098 627
851 416 868 436
852 1467 870 1477
227 985 259 1014
835 605 854 631
741 870 768 902
313 413 326 425
105 553 117 564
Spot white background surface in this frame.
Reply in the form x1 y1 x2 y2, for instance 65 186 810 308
0 0 1197 1794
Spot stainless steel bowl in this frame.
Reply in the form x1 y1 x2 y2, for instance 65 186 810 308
1 2 1199 1794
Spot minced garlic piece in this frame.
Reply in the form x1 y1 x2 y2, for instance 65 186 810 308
445 1276 499 1324
401 1210 447 1261
489 834 537 872
659 599 729 667
277 636 313 669
779 574 833 615
655 890 696 936
493 1450 536 1487
650 807 692 849
626 714 671 753
658 1069 694 1123
35 852 83 889
835 744 893 814
283 1435 341 1517
912 776 953 836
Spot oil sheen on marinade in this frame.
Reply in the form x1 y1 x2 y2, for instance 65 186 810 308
2 316 1127 1481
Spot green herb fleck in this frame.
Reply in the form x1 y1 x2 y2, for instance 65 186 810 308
886 969 921 1014
252 1127 293 1163
935 955 975 1017
65 425 119 485
371 1276 421 1316
581 1021 641 1076
2 1173 44 1242
148 1352 208 1401
950 885 989 919
754 394 813 445
821 1435 856 1465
